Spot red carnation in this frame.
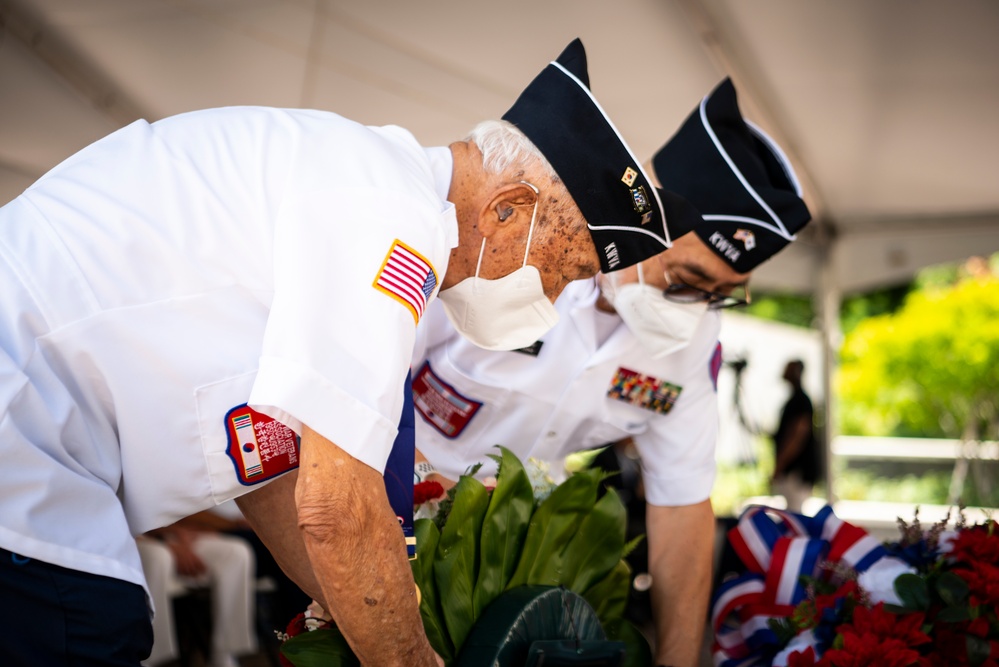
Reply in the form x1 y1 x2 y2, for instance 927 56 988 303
788 647 820 667
821 632 921 667
283 611 308 639
920 623 976 667
278 610 333 667
950 522 999 566
414 480 445 505
278 612 308 667
956 560 999 609
792 580 861 633
816 581 861 616
838 604 930 647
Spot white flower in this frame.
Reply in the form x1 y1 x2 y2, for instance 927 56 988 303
938 530 958 555
414 499 441 521
526 457 557 503
857 556 916 605
772 629 817 666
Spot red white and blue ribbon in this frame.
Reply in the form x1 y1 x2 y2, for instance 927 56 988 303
711 505 893 666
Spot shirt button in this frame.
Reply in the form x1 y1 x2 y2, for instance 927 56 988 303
546 431 557 438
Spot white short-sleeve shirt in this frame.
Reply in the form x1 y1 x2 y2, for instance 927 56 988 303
0 107 457 590
411 279 720 506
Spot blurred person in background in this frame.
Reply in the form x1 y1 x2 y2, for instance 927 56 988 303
771 359 821 512
138 508 257 667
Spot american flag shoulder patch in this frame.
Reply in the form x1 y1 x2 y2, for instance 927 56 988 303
372 239 438 323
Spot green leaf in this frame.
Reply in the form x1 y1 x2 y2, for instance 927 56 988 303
581 558 632 627
560 488 627 594
411 519 454 662
936 571 970 607
967 634 991 666
434 475 490 652
280 628 360 667
603 617 652 667
894 573 930 611
768 616 800 645
506 468 603 589
622 534 645 559
472 446 534 619
936 605 973 622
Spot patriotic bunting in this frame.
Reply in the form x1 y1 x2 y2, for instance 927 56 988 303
711 504 908 666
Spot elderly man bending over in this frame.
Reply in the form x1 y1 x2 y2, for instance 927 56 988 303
0 39 691 666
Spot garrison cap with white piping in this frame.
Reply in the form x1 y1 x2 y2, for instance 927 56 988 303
652 78 812 273
503 39 699 273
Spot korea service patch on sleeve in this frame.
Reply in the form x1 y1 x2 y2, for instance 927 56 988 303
224 404 301 485
607 367 683 415
372 239 438 324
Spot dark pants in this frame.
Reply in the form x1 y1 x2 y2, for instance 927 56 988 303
0 548 153 666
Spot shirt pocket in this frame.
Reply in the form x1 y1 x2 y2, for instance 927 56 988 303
419 349 512 447
195 371 299 506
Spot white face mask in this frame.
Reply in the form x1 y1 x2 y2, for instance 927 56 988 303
604 264 707 358
438 183 559 351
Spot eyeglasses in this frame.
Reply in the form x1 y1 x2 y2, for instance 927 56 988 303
662 271 751 310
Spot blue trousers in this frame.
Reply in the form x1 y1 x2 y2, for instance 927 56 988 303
0 548 152 666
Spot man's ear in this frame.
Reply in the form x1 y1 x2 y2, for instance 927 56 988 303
477 182 539 239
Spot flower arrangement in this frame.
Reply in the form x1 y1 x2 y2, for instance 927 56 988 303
712 504 999 667
279 447 649 667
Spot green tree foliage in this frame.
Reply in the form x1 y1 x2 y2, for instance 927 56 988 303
839 284 910 334
743 293 815 328
838 270 999 440
743 283 909 333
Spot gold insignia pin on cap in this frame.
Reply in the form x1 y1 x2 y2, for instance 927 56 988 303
621 167 638 187
630 185 653 224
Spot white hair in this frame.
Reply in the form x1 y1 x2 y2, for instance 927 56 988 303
466 120 580 232
466 120 559 182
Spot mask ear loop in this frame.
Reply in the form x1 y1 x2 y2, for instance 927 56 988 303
473 238 488 278
519 181 540 268
474 180 541 278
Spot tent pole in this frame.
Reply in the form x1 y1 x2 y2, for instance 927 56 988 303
816 223 840 505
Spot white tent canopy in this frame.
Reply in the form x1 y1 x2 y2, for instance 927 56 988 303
3 0 998 499
3 0 998 296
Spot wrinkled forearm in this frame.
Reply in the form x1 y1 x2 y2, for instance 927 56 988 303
647 500 714 667
297 427 437 667
235 470 327 607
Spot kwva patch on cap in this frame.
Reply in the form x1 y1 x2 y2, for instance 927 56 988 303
503 39 699 273
652 78 812 273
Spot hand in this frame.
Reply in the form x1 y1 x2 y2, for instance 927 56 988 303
164 527 207 578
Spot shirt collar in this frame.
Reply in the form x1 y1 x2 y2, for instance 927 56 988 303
423 146 453 203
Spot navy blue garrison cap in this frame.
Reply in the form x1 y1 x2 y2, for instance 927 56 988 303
652 78 812 273
503 39 700 273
